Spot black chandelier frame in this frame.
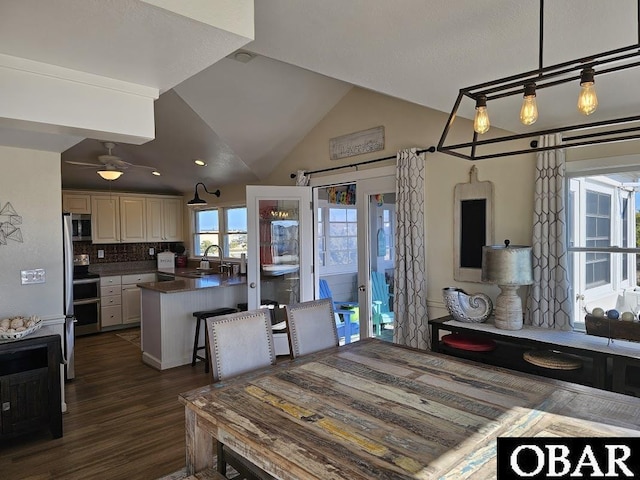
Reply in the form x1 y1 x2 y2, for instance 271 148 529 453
437 0 640 161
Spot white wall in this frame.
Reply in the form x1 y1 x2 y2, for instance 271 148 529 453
263 87 537 318
0 145 63 319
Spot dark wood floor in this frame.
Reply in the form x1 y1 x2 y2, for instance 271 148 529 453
0 329 211 480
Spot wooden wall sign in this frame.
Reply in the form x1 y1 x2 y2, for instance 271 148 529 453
329 126 384 160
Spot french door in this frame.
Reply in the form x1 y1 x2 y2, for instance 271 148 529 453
311 167 396 342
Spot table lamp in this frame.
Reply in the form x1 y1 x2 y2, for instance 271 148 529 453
481 240 533 330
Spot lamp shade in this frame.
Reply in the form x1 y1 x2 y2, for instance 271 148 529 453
481 244 533 286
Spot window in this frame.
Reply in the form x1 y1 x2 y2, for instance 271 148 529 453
193 207 247 258
585 190 611 288
317 205 358 274
568 171 638 328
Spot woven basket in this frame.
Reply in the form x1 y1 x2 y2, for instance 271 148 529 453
523 350 582 370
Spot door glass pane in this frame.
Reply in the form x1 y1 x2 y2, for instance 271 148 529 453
258 199 301 308
370 192 395 342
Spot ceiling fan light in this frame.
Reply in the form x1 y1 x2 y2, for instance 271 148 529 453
97 169 123 181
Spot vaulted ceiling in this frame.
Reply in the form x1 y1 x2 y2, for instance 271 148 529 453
2 0 638 194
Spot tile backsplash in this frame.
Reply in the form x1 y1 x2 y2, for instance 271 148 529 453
73 241 185 264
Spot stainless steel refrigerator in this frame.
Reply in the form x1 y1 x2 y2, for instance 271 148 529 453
63 213 75 379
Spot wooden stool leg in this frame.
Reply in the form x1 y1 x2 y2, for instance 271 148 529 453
204 327 210 374
192 316 201 367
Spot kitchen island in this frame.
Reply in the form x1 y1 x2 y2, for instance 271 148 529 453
138 274 247 370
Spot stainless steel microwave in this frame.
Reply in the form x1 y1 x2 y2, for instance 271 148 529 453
71 214 92 241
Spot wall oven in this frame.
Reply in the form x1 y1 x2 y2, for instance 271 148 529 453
73 276 101 336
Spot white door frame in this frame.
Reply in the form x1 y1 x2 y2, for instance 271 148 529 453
310 165 396 338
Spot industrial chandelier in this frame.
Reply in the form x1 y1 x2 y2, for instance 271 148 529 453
438 0 640 160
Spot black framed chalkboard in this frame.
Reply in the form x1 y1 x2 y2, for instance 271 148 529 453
453 166 494 282
460 199 487 268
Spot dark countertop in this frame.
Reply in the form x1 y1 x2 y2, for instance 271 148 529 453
137 273 246 293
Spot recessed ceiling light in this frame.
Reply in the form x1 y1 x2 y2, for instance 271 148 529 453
152 170 161 176
194 159 207 166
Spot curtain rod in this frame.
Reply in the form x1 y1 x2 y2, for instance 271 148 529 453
289 146 436 179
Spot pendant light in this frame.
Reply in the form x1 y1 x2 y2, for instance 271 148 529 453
520 83 538 125
438 0 640 161
473 95 490 134
577 67 598 116
187 182 221 206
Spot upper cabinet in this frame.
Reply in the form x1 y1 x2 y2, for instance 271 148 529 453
120 196 147 243
62 193 91 214
76 191 182 244
146 196 183 242
91 195 121 243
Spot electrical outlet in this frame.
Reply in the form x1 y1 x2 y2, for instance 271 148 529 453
149 247 155 256
21 269 45 285
98 249 104 259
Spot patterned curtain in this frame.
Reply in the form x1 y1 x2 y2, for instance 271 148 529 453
393 148 429 349
525 134 573 329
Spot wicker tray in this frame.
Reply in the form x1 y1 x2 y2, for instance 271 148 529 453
0 318 42 340
585 314 640 342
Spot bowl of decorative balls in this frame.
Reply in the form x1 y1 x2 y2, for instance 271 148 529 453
585 308 640 342
0 315 42 340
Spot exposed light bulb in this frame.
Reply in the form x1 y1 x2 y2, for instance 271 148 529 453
520 83 538 125
473 95 490 134
577 68 598 116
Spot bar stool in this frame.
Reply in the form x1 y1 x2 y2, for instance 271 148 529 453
192 307 238 372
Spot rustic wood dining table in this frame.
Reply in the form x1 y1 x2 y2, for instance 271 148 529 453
179 338 640 479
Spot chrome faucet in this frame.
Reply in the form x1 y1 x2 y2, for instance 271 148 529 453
202 244 222 261
202 245 230 274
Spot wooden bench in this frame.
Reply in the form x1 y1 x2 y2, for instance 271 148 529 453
429 315 640 395
184 468 227 480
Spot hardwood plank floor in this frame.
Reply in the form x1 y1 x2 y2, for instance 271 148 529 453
0 329 211 480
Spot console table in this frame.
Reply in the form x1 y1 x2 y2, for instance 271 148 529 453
429 316 640 395
0 334 62 439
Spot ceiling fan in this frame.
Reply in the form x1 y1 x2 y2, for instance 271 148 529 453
65 142 160 181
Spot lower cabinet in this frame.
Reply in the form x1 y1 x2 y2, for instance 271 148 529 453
101 273 156 329
121 273 156 324
0 335 62 439
100 275 122 328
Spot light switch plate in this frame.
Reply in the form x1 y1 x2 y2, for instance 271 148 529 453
97 249 104 259
21 269 45 285
149 247 155 256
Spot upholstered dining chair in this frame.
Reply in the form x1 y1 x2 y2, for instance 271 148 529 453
284 298 339 358
206 309 278 479
206 308 277 382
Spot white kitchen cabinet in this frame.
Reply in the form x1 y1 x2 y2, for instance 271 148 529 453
100 275 122 328
146 196 183 242
119 196 146 242
121 273 156 324
62 193 91 214
92 193 180 244
91 196 120 243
